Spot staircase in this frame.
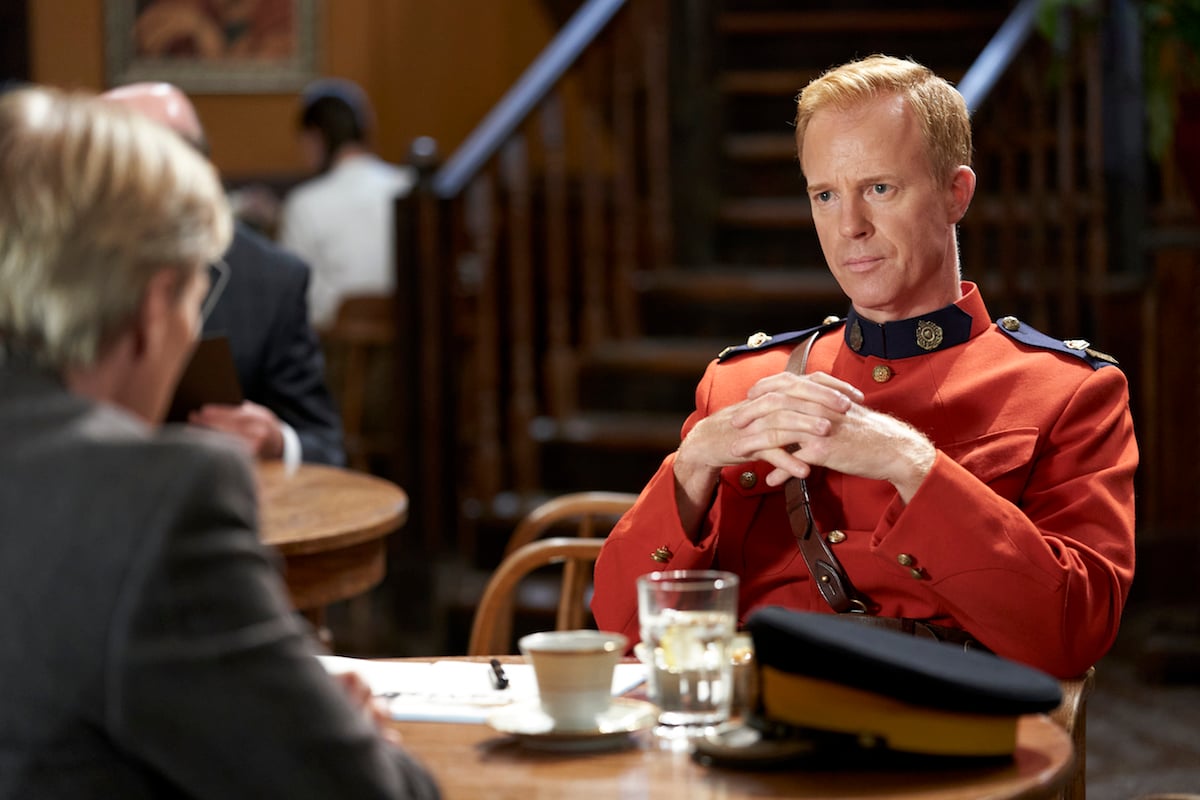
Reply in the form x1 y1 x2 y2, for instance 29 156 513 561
535 0 1021 504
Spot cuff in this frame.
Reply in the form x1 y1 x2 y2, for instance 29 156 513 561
280 422 301 475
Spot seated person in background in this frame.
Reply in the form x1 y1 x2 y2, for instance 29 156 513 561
104 82 346 467
0 86 437 798
278 78 415 330
591 55 1137 680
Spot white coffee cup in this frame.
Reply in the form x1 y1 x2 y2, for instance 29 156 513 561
518 629 628 731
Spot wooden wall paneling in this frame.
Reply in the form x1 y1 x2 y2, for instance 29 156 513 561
1144 244 1200 535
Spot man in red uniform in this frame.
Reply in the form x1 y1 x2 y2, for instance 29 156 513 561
591 55 1136 679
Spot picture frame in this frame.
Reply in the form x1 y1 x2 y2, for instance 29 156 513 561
106 0 319 93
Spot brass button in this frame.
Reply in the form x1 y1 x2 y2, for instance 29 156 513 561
651 546 673 563
897 553 914 567
747 331 771 348
909 567 924 580
872 365 893 383
738 471 757 489
915 320 943 351
826 530 846 544
1000 316 1021 331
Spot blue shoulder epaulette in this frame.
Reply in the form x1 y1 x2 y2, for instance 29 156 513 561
717 316 845 362
995 315 1119 370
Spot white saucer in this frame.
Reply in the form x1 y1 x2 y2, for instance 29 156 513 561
487 698 657 750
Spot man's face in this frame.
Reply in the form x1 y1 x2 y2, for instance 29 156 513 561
800 93 973 322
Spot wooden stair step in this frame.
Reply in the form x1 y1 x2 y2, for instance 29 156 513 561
633 267 841 304
718 197 813 228
724 133 797 163
586 338 728 376
717 10 1007 36
531 412 682 451
719 67 967 96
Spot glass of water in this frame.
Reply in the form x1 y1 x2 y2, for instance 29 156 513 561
637 570 739 740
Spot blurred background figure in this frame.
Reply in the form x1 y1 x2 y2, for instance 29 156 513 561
104 81 346 467
279 77 415 329
0 85 437 798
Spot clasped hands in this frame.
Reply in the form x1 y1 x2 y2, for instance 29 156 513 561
676 371 935 505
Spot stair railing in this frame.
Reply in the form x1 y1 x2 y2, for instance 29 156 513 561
956 0 1118 337
392 0 671 557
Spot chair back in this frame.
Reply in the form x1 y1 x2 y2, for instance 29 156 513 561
1050 666 1096 800
504 491 637 556
468 537 606 656
321 294 395 472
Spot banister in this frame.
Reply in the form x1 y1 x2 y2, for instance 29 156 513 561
957 0 1040 113
431 0 627 198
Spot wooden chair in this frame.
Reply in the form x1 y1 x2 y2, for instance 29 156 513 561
502 491 637 556
465 492 636 655
468 537 606 656
1050 667 1096 800
320 294 395 473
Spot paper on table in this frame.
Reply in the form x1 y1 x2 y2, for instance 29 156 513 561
316 656 647 724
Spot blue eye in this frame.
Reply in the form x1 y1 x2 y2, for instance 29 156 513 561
815 190 832 203
872 184 889 195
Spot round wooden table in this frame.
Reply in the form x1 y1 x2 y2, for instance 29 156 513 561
392 713 1072 800
256 462 407 615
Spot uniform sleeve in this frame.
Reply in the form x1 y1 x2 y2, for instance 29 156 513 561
107 445 438 799
871 365 1137 678
592 362 722 642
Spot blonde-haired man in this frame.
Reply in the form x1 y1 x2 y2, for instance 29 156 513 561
593 55 1137 679
0 87 437 798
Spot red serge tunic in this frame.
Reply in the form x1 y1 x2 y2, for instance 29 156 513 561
592 283 1137 678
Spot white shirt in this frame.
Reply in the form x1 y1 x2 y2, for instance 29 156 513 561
279 154 415 328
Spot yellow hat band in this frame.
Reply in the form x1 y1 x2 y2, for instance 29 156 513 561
758 666 1018 757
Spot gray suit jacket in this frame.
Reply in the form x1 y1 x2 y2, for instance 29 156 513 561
0 364 437 799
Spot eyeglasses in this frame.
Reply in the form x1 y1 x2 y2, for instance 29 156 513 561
200 259 230 326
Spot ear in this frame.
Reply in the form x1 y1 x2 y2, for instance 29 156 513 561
947 165 976 224
129 268 179 360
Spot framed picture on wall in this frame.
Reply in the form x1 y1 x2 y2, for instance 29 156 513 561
106 0 319 93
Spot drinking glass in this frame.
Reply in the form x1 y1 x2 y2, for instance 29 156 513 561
637 570 739 739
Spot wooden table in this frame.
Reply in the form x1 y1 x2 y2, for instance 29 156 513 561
256 462 407 615
392 712 1073 799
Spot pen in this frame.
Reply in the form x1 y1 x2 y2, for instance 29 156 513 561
489 658 510 690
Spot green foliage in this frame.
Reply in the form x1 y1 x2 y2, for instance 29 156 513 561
1038 0 1200 160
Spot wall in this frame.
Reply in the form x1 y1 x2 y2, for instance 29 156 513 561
29 1 555 179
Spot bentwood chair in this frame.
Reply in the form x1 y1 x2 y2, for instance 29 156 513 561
468 537 606 656
1050 667 1097 800
502 491 637 556
466 492 636 655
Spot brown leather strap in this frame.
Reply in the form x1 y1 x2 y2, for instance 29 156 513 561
779 333 984 650
782 333 869 614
